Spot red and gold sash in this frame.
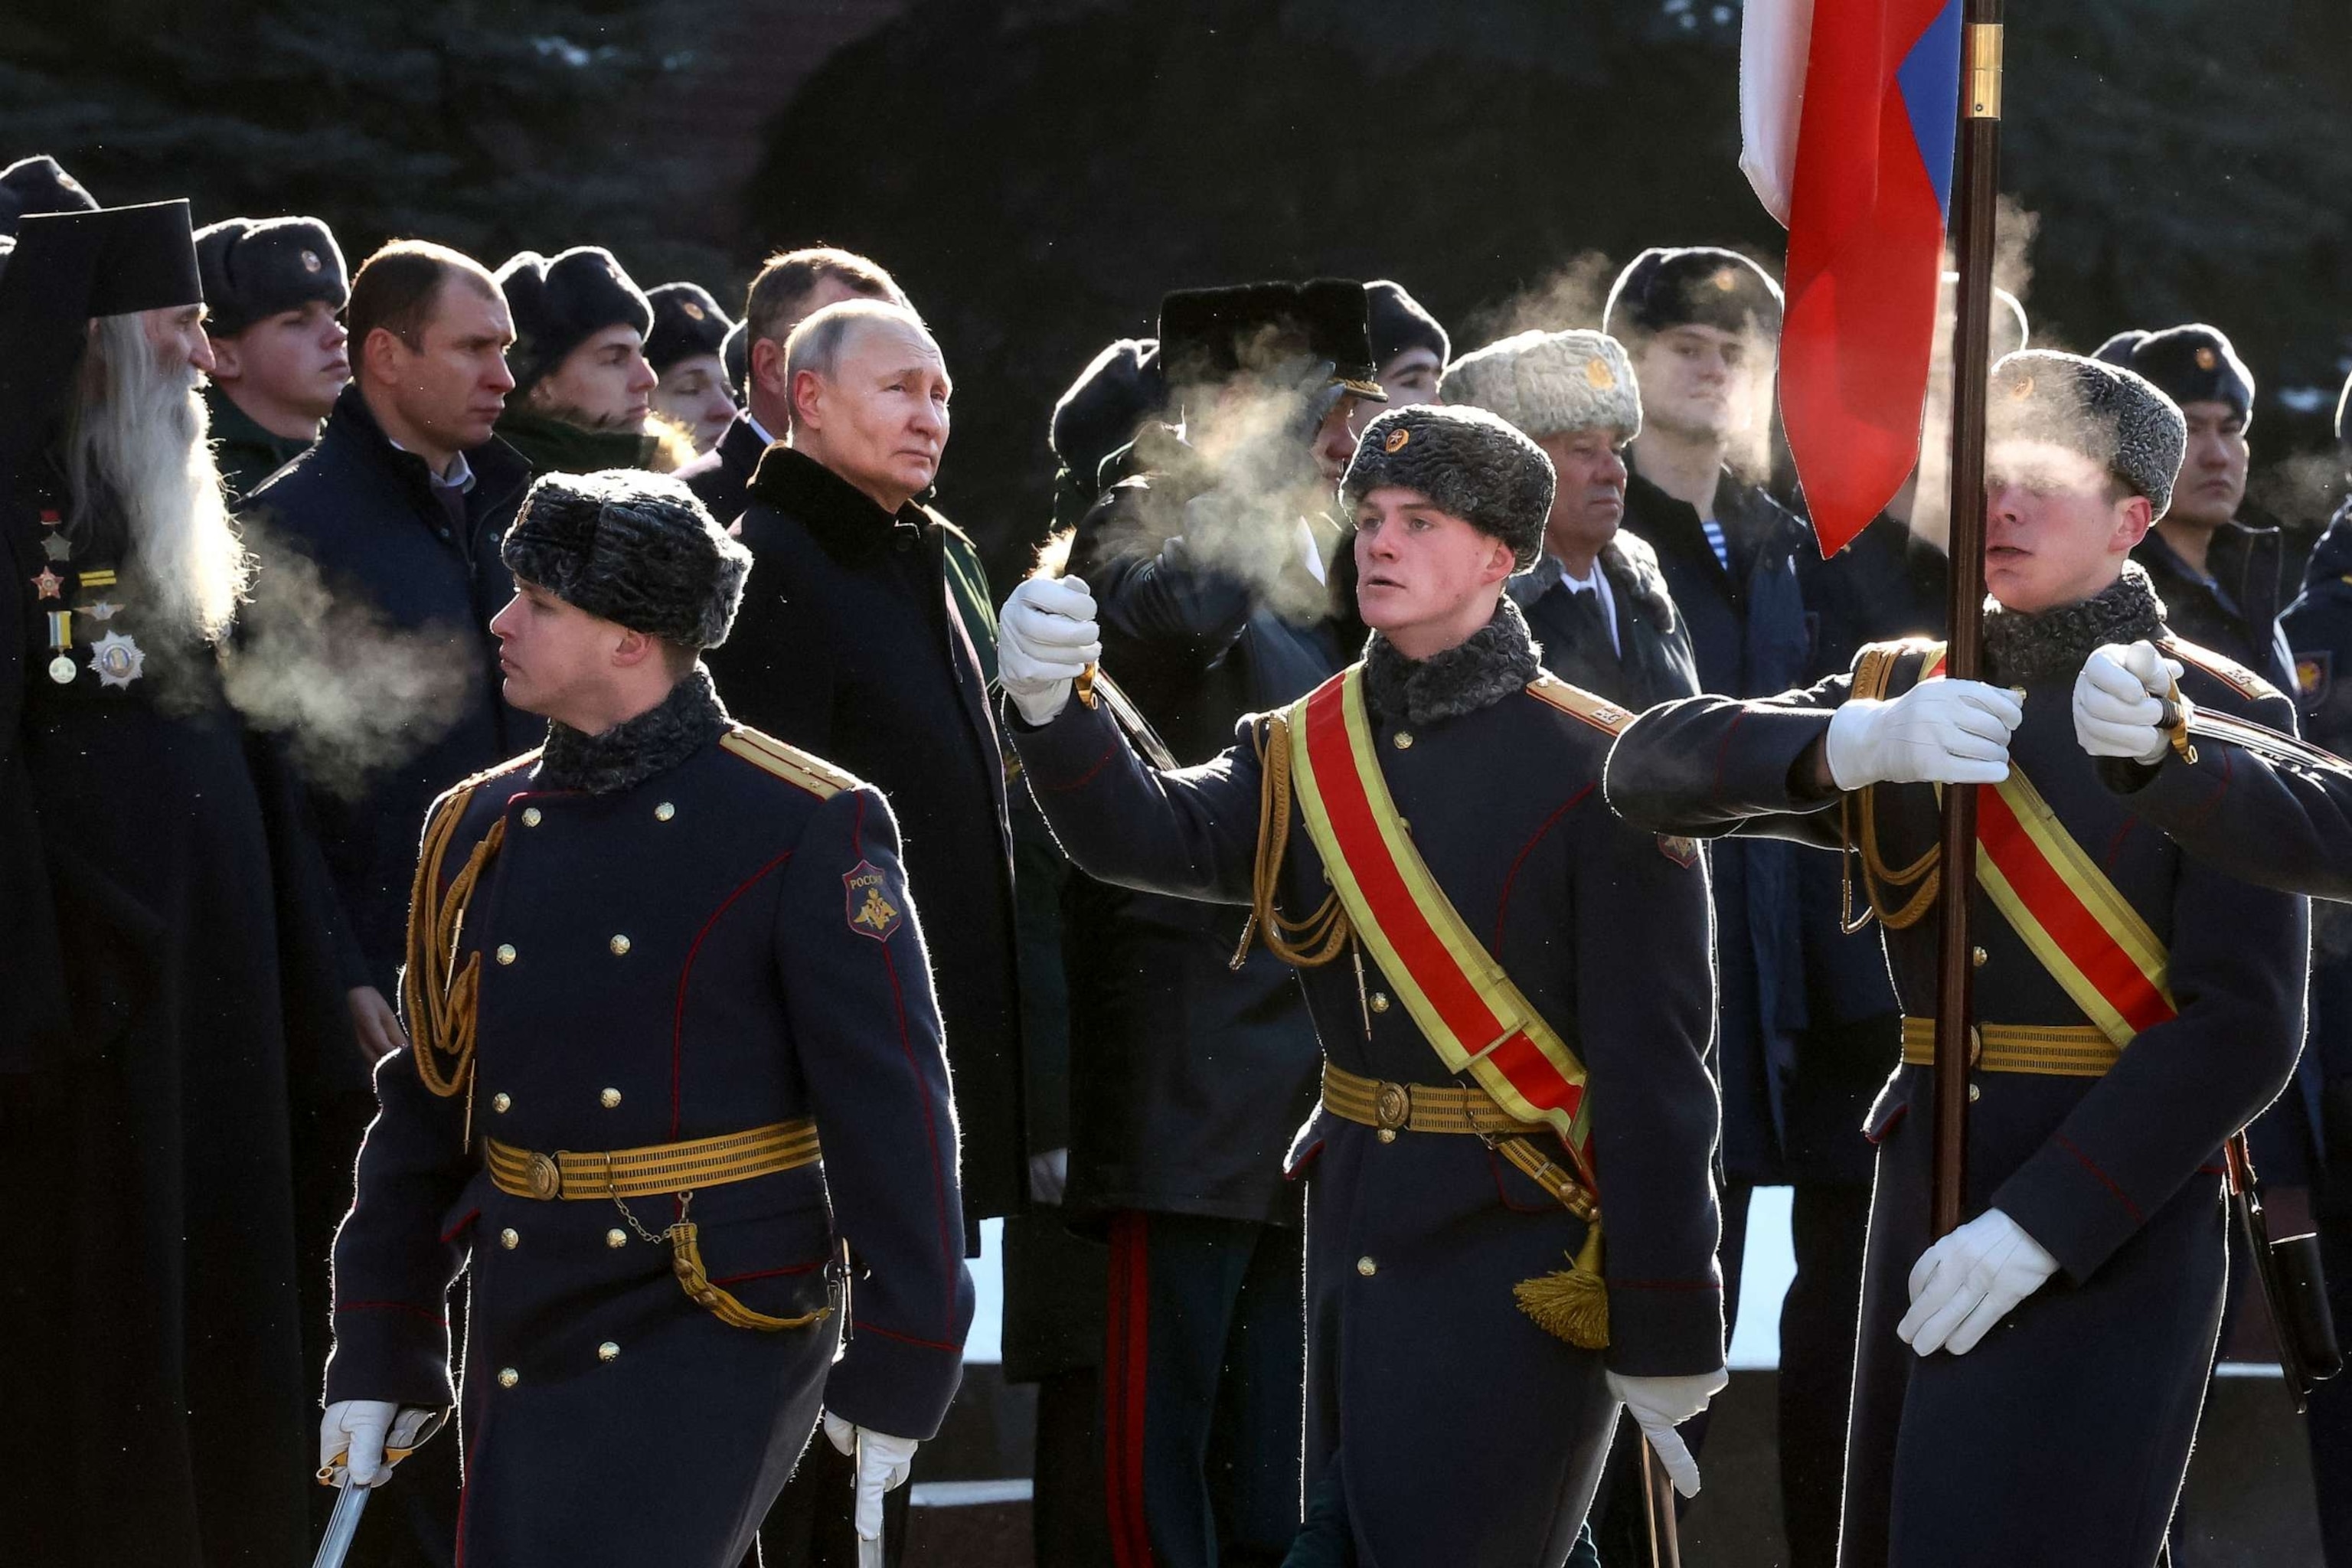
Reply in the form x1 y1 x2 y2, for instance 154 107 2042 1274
1906 646 2177 1047
1284 666 1599 1189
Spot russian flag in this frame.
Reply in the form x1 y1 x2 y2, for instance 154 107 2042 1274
1743 0 1965 557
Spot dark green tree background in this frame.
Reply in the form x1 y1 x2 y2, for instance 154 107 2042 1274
6 0 2348 580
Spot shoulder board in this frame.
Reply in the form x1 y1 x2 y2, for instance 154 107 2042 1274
1852 638 1946 701
929 511 977 549
1524 674 1637 736
2160 635 2282 704
426 747 542 825
720 727 860 800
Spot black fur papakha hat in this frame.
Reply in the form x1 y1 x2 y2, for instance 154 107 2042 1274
1989 350 2188 520
1603 247 1783 341
0 155 98 236
645 281 733 374
194 216 349 335
2117 324 2255 430
1365 279 1449 371
496 247 654 395
1341 403 1557 571
502 469 752 648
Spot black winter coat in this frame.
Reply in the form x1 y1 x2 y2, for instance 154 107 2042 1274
678 411 769 528
1060 458 1341 1225
247 383 535 1006
706 446 1025 1224
1508 530 1700 711
2134 520 2295 697
1622 459 1814 1183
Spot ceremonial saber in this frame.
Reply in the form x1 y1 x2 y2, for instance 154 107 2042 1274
1637 1438 1683 1568
854 1430 886 1568
1929 0 2007 1240
310 1480 371 1568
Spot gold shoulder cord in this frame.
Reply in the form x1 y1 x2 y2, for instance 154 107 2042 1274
1838 645 1942 934
403 789 508 1102
1231 712 1353 971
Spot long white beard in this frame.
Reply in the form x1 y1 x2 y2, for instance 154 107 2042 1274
66 313 251 645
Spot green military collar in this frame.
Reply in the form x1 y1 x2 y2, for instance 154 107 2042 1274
494 406 658 478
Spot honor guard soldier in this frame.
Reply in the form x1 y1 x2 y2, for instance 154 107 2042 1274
320 470 974 1567
194 214 351 500
1606 351 2310 1568
998 403 1728 1566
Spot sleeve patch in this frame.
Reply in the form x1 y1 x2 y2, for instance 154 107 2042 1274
1657 834 1700 868
844 860 905 942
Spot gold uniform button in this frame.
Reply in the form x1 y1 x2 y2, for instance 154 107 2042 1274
605 1228 628 1248
492 1093 512 1114
521 806 543 827
1393 731 1414 750
599 1087 622 1109
1968 1083 1982 1103
495 943 517 965
1369 992 1390 1014
1376 1128 1397 1145
499 1228 518 1250
597 1341 620 1363
609 934 632 956
497 1367 519 1389
655 802 676 822
1356 1256 1377 1277
1971 946 1989 969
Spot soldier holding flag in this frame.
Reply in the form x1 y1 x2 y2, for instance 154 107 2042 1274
1606 351 2309 1566
998 403 1728 1564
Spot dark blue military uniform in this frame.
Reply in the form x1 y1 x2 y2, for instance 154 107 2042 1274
328 679 973 1567
1607 586 2308 1567
1012 607 1723 1567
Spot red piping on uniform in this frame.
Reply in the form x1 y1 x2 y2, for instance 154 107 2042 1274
337 1300 449 1328
1103 1212 1155 1568
2055 1132 2143 1222
438 1207 480 1243
858 791 961 1336
2102 817 2137 871
1494 786 1592 949
1488 1148 1560 1214
852 1319 965 1354
1034 737 1120 793
670 849 797 1142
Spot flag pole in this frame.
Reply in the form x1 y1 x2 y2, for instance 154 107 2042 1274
1931 0 2007 1240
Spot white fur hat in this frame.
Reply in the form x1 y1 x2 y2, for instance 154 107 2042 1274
1439 329 1642 442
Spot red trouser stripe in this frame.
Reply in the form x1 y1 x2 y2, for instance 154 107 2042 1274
1104 1213 1156 1568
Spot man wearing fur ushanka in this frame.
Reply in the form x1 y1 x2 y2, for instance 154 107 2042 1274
998 402 1730 1563
323 469 973 1566
1607 350 2308 1567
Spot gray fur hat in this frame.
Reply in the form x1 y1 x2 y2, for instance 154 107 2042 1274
1989 350 2188 520
502 469 751 648
1439 329 1642 442
1341 404 1557 570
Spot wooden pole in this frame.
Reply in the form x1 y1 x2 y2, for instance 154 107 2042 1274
1932 0 2007 1239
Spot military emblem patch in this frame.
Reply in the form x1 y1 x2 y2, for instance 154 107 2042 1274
2194 345 2217 371
682 300 706 321
2297 650 2331 707
1657 835 1700 868
1584 357 1615 390
844 860 903 942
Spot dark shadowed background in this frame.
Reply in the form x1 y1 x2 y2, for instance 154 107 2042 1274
6 0 2349 583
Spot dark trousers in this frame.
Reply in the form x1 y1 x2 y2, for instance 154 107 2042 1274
1102 1211 1305 1568
2315 1174 2352 1566
1034 1366 1114 1567
760 1440 912 1566
1282 1452 1605 1568
1779 1182 1873 1568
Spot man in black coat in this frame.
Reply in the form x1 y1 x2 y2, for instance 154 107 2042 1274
1609 351 2309 1567
1051 279 1383 1566
678 247 908 527
0 198 348 1567
323 471 971 1568
194 214 350 500
1442 325 1700 710
1000 403 1728 1564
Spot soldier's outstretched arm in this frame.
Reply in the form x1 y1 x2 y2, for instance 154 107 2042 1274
1571 805 1726 1378
1602 678 1853 847
2098 739 2352 903
776 784 975 1444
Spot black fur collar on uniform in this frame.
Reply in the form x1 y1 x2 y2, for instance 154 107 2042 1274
537 666 730 795
1981 560 2166 688
1362 596 1543 726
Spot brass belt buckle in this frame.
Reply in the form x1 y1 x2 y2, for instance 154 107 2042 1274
527 1152 563 1200
1374 1081 1411 1132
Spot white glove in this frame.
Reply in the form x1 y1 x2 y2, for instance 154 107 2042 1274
823 1411 920 1540
319 1400 437 1488
1824 678 2023 789
2074 641 2184 766
1027 1146 1070 1207
1898 1207 2060 1357
998 574 1102 727
1605 1367 1728 1498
